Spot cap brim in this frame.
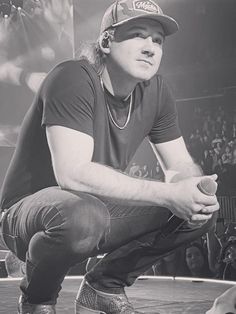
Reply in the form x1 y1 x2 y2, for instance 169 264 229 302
111 14 179 36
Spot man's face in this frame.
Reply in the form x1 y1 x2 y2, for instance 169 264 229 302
108 18 164 81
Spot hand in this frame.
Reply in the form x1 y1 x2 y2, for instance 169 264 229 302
166 175 219 222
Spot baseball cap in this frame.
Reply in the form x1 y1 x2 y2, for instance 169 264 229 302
100 0 179 36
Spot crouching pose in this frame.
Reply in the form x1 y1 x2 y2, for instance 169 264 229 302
0 0 219 313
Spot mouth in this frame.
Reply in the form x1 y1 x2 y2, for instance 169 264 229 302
137 59 153 66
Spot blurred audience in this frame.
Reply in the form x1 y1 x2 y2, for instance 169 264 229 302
152 247 186 277
183 242 214 278
186 103 236 195
4 251 25 277
218 238 236 281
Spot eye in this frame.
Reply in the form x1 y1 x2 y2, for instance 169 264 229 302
133 32 144 38
153 37 163 45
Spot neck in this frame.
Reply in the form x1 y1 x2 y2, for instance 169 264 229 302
101 63 138 99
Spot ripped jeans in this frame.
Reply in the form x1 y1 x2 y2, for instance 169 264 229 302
0 186 215 304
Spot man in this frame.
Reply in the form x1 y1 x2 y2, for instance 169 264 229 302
0 0 219 313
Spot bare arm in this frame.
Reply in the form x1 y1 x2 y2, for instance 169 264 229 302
46 126 219 220
152 137 219 222
152 137 203 179
46 126 171 207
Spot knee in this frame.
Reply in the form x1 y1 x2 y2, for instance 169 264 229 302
65 194 110 255
32 192 110 257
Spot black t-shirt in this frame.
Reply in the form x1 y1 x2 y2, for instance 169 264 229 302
0 59 181 209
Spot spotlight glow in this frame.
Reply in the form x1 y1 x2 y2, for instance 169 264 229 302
11 0 23 9
0 0 11 17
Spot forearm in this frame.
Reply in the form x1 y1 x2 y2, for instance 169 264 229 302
50 131 219 221
58 161 171 207
170 160 203 176
166 160 203 183
153 137 203 182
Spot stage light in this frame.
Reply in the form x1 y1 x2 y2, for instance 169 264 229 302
0 0 11 18
11 0 23 9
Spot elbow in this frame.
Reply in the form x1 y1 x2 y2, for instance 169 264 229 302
56 174 87 192
53 164 90 192
54 170 71 190
56 175 71 190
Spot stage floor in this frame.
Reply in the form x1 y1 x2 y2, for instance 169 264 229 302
0 276 234 313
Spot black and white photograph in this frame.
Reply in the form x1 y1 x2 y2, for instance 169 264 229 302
0 0 236 313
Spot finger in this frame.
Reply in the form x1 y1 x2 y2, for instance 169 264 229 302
190 213 213 221
196 194 218 206
186 220 207 228
199 203 220 214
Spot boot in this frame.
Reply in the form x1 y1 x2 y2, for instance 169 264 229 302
17 295 56 314
75 279 143 314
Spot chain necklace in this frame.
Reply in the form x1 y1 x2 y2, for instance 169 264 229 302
100 77 133 130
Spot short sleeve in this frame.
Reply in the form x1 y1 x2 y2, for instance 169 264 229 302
41 60 95 137
148 78 181 144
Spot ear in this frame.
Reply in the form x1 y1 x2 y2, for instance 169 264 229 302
98 31 111 55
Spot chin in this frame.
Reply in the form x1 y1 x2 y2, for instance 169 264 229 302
132 70 157 82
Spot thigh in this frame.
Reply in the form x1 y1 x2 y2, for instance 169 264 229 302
100 200 170 252
1 187 110 259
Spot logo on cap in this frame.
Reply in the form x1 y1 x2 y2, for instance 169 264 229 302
133 0 159 13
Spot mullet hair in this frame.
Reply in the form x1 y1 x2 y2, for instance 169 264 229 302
75 28 115 75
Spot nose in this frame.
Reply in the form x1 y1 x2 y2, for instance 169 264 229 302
141 36 155 57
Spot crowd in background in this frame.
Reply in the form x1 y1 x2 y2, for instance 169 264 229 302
187 103 236 195
126 102 236 197
150 224 236 281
